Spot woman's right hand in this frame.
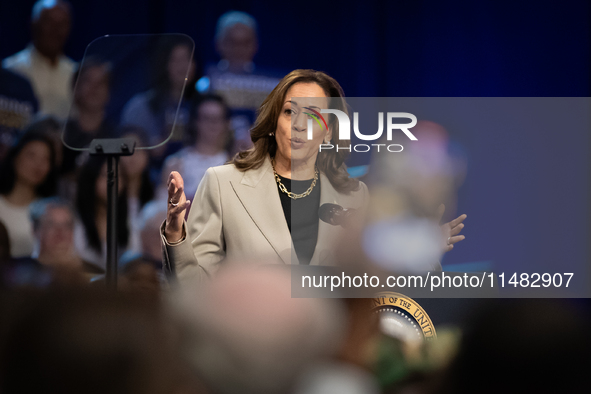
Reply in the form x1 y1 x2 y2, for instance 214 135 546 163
164 171 191 243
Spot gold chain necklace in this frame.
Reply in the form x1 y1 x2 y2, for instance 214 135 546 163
272 160 319 200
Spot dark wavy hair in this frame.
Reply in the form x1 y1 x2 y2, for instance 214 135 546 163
0 129 58 197
76 156 129 254
231 69 359 194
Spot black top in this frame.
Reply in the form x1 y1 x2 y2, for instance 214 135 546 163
276 174 321 265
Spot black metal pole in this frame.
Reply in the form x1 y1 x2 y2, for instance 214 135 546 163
106 155 119 289
89 137 136 290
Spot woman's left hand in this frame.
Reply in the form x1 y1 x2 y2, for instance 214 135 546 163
438 204 467 253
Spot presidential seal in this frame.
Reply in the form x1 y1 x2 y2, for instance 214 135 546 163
371 292 436 343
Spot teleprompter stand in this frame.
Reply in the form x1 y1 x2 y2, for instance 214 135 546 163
89 138 137 289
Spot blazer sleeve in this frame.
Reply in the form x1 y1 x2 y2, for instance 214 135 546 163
161 167 225 284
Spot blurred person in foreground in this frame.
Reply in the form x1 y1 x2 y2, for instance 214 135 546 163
2 0 76 120
74 156 130 269
0 288 198 394
318 121 469 392
199 10 281 150
170 264 347 394
347 120 468 274
0 130 58 258
31 198 103 280
430 299 591 394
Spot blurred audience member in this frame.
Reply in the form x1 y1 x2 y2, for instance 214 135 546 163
0 68 39 160
24 115 63 170
198 11 280 150
121 201 164 262
294 362 380 394
63 57 114 175
292 297 382 394
362 120 466 273
31 198 103 279
0 198 102 289
0 130 57 257
170 265 345 394
157 94 232 201
18 115 78 201
119 127 155 253
121 34 197 181
119 201 166 295
2 0 76 120
74 156 129 269
0 289 193 394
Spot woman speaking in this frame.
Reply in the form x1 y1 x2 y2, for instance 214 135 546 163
161 69 465 283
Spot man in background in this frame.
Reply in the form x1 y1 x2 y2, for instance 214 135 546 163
198 11 280 151
2 0 76 121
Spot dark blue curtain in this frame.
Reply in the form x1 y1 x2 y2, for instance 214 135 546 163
2 0 588 96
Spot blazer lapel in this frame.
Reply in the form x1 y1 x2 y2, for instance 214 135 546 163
310 173 343 266
230 157 295 265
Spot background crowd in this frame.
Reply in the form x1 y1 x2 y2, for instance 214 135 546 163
0 1 589 393
0 2 274 286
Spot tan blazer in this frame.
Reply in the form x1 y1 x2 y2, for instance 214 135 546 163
161 156 368 284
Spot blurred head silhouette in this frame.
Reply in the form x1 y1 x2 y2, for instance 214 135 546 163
215 11 258 72
170 264 345 394
31 0 72 62
31 198 77 266
0 289 186 394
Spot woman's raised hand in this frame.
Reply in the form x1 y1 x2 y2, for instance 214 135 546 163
438 204 467 253
164 171 191 243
